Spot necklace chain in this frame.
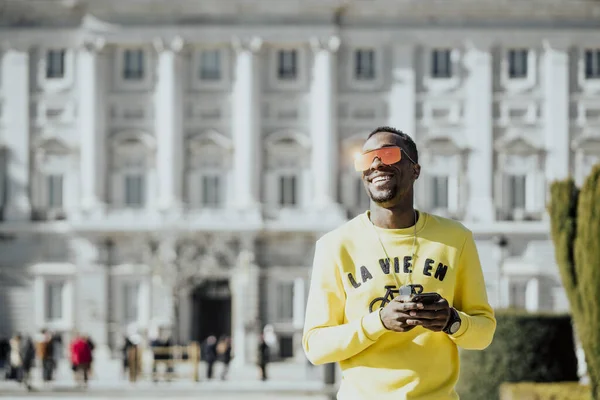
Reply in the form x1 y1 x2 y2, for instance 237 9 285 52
369 209 418 286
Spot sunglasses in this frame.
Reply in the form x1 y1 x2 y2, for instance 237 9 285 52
354 146 415 172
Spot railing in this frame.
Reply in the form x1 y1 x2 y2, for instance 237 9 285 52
126 342 201 382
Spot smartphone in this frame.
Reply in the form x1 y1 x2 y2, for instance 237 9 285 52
411 292 441 305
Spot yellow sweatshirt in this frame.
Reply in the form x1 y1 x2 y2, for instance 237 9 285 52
302 211 496 400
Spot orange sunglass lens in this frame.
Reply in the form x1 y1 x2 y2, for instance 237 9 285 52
354 147 402 171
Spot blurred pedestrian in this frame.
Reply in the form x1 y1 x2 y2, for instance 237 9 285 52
0 337 9 379
202 335 217 380
70 333 92 388
257 334 270 381
121 335 134 380
216 336 232 380
37 329 56 385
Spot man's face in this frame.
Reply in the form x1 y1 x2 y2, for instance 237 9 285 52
360 132 419 206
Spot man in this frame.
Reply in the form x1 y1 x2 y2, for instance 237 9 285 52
37 329 56 385
302 127 496 399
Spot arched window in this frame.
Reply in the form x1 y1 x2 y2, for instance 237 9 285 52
418 136 468 219
186 130 233 208
495 135 546 221
110 131 155 209
31 138 73 220
573 135 600 186
264 131 311 210
0 146 6 213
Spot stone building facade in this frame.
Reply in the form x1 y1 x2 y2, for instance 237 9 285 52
0 0 599 365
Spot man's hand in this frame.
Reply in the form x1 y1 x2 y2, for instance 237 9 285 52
379 295 425 332
405 297 452 332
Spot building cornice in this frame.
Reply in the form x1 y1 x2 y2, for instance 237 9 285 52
2 0 600 29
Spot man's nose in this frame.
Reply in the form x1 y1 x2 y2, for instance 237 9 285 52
370 156 385 170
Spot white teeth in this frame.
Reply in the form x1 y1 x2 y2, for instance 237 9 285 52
372 176 391 183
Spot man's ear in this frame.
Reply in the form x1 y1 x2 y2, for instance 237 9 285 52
413 163 421 180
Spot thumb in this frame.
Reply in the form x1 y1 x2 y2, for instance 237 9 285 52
395 294 413 303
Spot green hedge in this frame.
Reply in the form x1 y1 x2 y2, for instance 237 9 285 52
456 310 579 400
499 382 590 400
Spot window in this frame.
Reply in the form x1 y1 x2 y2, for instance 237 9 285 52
199 50 221 81
201 175 222 207
46 281 63 321
47 174 63 208
355 177 370 208
509 175 527 209
432 176 449 209
279 175 297 206
123 49 145 80
509 280 527 309
277 50 297 80
46 50 65 79
277 281 294 320
585 49 600 79
508 49 528 79
431 49 452 78
354 49 375 80
124 174 145 207
122 282 139 324
0 151 5 207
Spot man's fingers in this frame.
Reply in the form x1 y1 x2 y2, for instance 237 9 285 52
420 301 450 311
392 301 424 312
407 310 443 320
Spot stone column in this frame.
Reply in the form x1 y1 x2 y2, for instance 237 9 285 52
542 41 570 182
231 37 262 211
154 37 184 214
231 249 260 366
309 36 342 212
388 45 416 137
389 45 418 207
464 41 495 222
293 277 306 361
71 237 110 360
3 44 31 221
78 38 108 217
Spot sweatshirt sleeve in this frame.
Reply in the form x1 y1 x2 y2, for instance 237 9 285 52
448 231 497 350
302 237 388 365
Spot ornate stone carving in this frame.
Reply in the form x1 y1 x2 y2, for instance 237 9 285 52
542 39 571 53
0 41 30 53
153 36 185 53
309 36 341 53
231 36 263 53
79 37 106 53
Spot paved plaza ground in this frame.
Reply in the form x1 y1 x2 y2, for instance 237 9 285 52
0 359 336 399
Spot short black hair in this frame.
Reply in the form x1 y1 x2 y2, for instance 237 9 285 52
367 126 419 164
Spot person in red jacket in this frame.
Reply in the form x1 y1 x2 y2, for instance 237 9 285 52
69 333 92 388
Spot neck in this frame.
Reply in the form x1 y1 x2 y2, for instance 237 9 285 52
369 196 417 229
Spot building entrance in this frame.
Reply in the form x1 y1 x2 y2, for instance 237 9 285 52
190 279 232 344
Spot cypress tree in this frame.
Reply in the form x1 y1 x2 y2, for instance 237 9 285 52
548 163 600 399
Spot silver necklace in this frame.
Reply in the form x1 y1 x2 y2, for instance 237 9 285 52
369 209 418 287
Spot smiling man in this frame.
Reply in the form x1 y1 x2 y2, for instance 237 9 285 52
302 126 496 400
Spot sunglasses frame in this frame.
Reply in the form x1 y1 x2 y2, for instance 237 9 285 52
354 146 416 172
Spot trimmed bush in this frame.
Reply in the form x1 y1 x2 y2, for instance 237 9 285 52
499 382 590 400
456 310 579 400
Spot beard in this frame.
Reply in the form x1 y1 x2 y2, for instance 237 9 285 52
368 185 398 203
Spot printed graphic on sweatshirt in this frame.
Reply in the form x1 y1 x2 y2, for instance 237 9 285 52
368 285 400 312
347 256 450 290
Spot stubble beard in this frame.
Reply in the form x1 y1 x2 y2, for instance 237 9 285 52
368 185 398 204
